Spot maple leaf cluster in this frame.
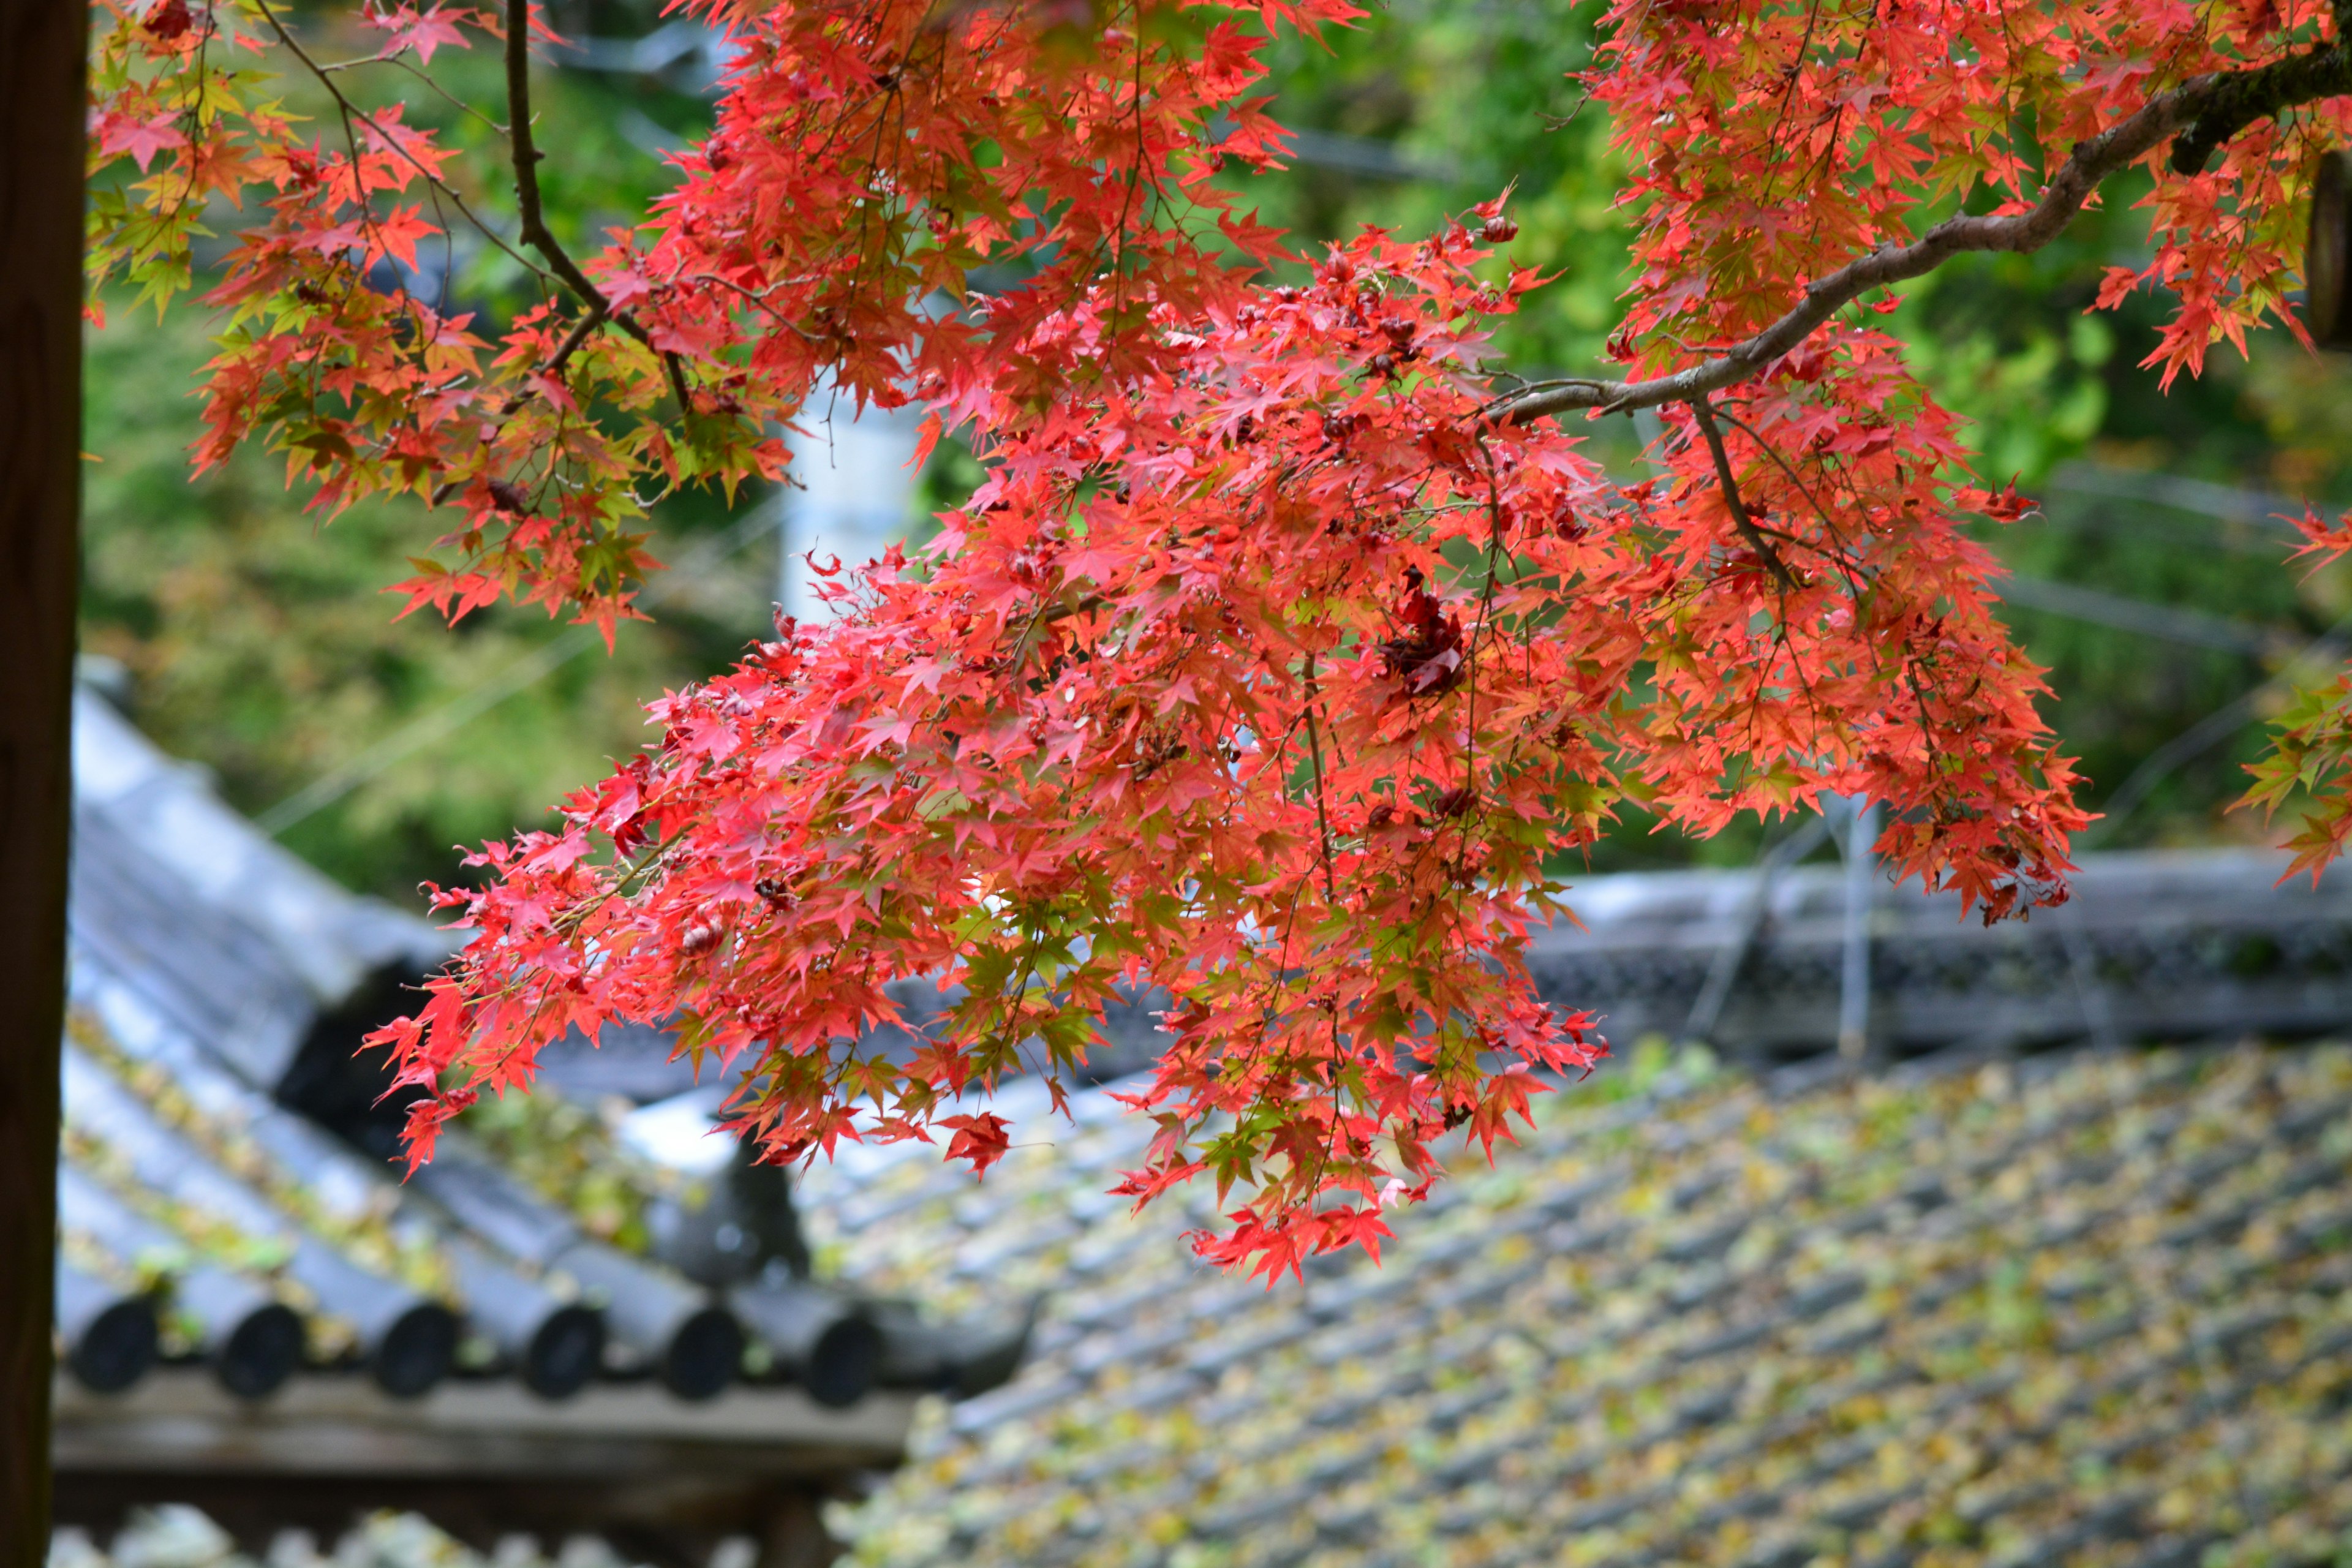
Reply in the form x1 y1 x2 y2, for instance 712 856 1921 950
83 0 2352 1273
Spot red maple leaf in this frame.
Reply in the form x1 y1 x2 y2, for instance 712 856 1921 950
98 111 187 173
940 1113 1012 1177
143 0 194 41
94 0 2351 1277
366 4 472 64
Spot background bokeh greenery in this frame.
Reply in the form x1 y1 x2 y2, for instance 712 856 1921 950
81 0 771 901
80 0 2352 905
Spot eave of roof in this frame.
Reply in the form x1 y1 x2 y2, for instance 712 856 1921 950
51 1368 918 1474
56 689 1031 1434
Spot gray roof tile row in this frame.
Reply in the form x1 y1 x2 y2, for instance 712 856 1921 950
55 689 1027 1417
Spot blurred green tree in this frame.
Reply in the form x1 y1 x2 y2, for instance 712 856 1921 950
79 1 777 903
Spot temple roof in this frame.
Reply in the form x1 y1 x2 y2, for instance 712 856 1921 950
53 690 1027 1564
828 1042 2352 1568
55 684 2352 1566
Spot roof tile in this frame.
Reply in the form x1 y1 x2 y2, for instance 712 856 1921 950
825 1045 2352 1568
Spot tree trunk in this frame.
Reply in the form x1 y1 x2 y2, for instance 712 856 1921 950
0 0 88 1553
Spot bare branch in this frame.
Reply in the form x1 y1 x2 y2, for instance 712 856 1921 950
505 0 606 316
1506 44 2352 424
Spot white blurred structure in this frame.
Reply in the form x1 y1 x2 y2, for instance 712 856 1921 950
776 390 928 623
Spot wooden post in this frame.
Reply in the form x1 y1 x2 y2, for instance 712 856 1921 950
0 0 88 1553
2309 150 2352 350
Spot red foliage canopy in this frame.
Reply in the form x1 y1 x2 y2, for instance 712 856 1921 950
88 0 2352 1274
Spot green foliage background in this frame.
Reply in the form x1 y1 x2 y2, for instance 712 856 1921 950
83 298 778 900
80 0 2352 903
81 0 774 902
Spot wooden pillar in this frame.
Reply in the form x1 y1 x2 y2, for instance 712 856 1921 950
2307 150 2352 350
756 1488 842 1568
0 0 88 1555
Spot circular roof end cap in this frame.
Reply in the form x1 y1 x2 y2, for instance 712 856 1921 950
523 1304 607 1400
801 1313 884 1410
215 1302 306 1401
371 1303 460 1400
69 1298 159 1395
662 1307 744 1402
950 1302 1042 1400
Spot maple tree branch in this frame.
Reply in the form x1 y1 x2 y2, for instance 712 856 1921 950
252 0 685 482
541 307 606 379
252 0 552 288
1704 402 1872 597
503 0 695 417
504 1 606 318
1689 399 1800 593
1508 48 2352 424
1300 653 1338 902
2171 32 2352 174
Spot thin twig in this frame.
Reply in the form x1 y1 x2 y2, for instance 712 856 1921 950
504 0 695 417
253 0 553 287
544 307 606 379
320 49 510 138
1689 399 1800 592
1705 402 1871 597
1301 652 1338 902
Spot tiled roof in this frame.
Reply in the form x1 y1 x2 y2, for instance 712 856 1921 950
54 926 1026 1412
50 1504 658 1568
51 689 1031 1549
823 1044 2352 1568
1520 847 2352 1060
69 687 454 1091
533 846 2352 1095
50 692 1058 1566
